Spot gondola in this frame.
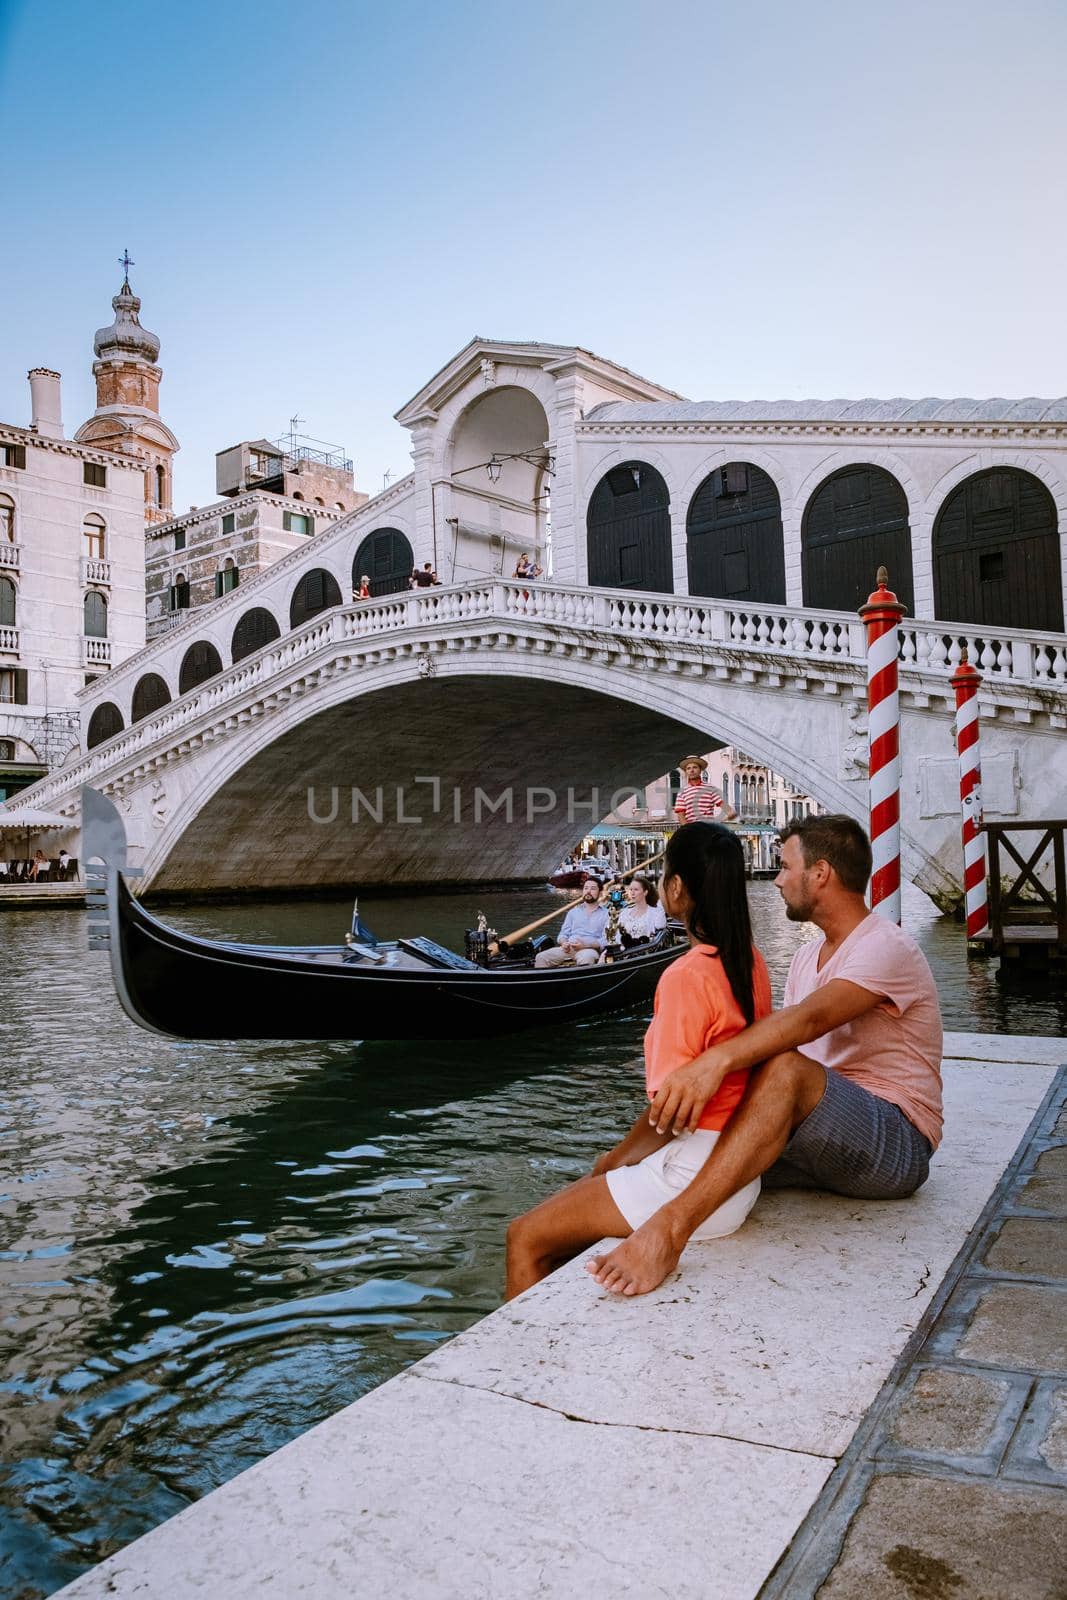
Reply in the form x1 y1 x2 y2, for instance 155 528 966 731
83 787 686 1041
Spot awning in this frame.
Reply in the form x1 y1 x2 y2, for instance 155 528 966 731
585 824 666 842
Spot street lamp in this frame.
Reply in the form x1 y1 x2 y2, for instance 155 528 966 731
486 457 503 484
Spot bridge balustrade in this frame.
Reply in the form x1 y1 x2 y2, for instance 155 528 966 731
11 579 1067 816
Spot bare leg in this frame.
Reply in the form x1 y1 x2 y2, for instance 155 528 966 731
506 1173 632 1300
587 1051 825 1297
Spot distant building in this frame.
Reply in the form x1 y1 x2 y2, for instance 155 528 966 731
216 437 366 513
0 359 147 797
145 491 350 640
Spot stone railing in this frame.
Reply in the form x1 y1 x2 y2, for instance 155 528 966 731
0 625 18 653
83 637 111 667
81 557 111 585
0 542 19 571
9 580 1067 816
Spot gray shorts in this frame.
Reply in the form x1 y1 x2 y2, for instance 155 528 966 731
763 1063 932 1200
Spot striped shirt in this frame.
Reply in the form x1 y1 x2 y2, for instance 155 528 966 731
674 781 725 821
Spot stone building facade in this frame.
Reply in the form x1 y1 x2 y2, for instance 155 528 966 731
0 368 147 796
145 491 349 640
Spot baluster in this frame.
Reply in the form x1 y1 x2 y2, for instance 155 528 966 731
1052 645 1067 683
946 636 962 669
742 613 757 645
756 614 771 645
900 629 917 666
1034 644 1052 681
980 637 997 673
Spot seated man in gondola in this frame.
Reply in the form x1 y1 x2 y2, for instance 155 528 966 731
534 877 609 968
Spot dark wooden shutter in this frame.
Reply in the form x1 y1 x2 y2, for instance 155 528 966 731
687 462 786 604
802 466 913 614
586 462 673 594
14 668 27 704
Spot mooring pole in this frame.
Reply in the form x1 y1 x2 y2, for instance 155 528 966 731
860 567 905 922
951 649 990 939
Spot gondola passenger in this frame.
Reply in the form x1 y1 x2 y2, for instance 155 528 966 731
505 822 769 1299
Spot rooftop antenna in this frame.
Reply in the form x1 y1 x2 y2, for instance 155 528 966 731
118 248 135 288
383 468 393 489
287 414 306 454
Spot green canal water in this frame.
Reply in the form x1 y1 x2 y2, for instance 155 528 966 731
1 883 1064 1598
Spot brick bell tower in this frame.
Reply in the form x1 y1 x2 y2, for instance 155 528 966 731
74 254 180 524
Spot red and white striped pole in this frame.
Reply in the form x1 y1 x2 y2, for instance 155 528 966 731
859 567 905 922
951 650 989 938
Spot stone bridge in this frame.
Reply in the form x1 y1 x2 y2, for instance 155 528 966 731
10 575 1067 904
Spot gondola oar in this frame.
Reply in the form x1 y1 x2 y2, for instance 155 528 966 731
491 847 668 953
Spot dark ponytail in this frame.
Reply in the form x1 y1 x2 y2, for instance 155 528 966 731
664 822 756 1025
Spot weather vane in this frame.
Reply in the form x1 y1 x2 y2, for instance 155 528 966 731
119 249 134 283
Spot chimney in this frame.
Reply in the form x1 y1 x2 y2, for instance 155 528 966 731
28 368 64 439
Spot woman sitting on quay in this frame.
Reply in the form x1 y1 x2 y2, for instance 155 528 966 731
506 822 769 1299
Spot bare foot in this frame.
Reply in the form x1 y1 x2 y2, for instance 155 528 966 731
584 1216 682 1296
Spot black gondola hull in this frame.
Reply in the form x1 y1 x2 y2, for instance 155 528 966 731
113 874 683 1040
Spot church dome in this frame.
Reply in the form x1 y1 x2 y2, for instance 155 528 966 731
94 276 161 365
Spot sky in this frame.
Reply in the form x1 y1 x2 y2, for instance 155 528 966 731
2 0 1066 509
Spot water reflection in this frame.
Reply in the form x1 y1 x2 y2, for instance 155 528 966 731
0 883 1063 1597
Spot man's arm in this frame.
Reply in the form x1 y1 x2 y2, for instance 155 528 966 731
648 978 885 1134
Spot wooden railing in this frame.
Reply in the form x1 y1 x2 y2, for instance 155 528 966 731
984 821 1067 952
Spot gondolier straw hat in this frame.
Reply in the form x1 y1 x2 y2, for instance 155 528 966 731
680 754 708 772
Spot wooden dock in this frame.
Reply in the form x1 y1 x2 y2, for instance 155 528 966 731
972 820 1067 975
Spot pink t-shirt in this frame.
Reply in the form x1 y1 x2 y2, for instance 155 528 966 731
784 913 944 1149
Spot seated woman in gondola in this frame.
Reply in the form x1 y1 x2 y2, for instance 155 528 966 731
603 873 666 957
505 822 770 1299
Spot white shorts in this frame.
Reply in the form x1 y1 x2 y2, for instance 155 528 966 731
605 1129 761 1241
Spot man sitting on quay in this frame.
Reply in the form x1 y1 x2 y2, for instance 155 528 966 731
586 814 944 1296
535 877 609 968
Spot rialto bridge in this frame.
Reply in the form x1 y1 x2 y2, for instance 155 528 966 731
6 339 1067 901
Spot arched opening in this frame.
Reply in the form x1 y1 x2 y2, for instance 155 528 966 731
290 568 342 628
169 572 190 613
214 557 239 598
155 464 166 508
83 515 106 561
0 494 15 543
292 491 304 501
131 673 171 723
449 387 552 579
179 640 224 694
86 701 124 750
83 590 107 638
801 465 914 615
686 462 786 603
933 468 1063 631
231 606 281 664
587 462 673 593
352 528 414 598
0 575 15 627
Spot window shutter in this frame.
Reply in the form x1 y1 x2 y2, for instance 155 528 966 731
14 668 28 704
215 573 224 598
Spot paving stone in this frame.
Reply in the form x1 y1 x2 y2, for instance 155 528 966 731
984 1216 1067 1279
958 1284 1067 1373
1016 1146 1067 1213
887 1368 1010 1456
816 1473 1067 1599
1038 1385 1067 1474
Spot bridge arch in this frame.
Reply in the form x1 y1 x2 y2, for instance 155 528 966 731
586 461 673 593
131 673 171 724
179 640 224 694
86 701 124 750
352 528 414 598
232 607 281 664
932 466 1064 631
686 462 786 603
802 464 914 615
290 569 343 628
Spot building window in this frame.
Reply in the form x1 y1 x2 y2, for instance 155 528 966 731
215 559 239 597
0 669 28 704
0 738 13 759
84 590 108 638
174 529 186 551
283 511 312 536
0 575 15 626
83 517 106 560
222 512 235 536
168 573 190 612
83 461 107 488
0 496 14 541
155 464 166 507
2 444 26 470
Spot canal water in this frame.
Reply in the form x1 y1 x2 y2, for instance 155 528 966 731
1 884 1063 1599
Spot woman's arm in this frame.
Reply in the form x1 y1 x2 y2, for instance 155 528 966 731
591 1105 673 1175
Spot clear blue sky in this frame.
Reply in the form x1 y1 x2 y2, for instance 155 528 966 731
3 0 1065 508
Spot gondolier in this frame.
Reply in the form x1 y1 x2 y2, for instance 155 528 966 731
674 755 738 824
